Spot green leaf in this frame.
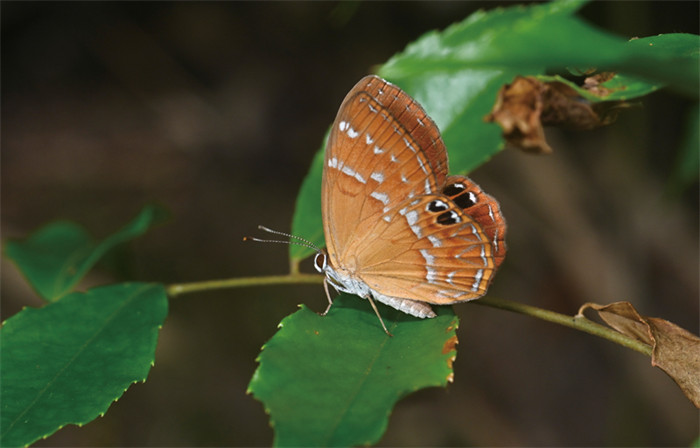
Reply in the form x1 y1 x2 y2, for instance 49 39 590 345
290 1 699 265
533 72 663 102
289 138 326 263
248 294 458 447
621 33 700 96
3 205 168 302
0 282 168 448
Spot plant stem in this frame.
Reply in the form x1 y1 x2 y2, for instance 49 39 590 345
166 273 323 297
473 296 653 356
165 274 652 357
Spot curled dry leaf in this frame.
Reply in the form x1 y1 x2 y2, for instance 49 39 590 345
578 301 700 408
485 76 627 154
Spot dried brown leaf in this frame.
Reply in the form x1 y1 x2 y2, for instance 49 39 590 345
485 76 626 154
583 72 617 97
578 301 700 408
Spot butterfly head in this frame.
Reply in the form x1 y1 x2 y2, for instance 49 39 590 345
313 251 328 274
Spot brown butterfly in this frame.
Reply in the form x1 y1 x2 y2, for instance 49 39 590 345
310 75 507 335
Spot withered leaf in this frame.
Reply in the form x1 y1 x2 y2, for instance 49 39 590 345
485 76 627 154
578 301 700 408
583 72 617 97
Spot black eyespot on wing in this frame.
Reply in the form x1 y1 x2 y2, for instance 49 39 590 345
453 191 477 209
427 200 449 213
443 183 465 197
437 210 460 225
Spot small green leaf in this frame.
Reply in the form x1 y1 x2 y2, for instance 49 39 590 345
0 282 168 448
3 205 168 302
534 73 663 102
248 294 458 447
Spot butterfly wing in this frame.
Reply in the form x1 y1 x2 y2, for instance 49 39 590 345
322 74 506 311
354 179 506 305
322 75 448 268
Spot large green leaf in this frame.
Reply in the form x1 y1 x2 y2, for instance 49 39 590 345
0 282 168 448
290 0 699 262
3 205 167 302
248 294 459 447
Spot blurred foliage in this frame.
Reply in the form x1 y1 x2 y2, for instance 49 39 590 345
2 0 698 446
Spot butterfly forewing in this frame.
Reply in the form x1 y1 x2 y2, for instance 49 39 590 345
323 76 448 266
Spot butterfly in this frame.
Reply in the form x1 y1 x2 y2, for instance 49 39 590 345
310 75 507 335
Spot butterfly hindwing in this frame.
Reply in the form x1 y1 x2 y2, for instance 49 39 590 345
353 193 498 305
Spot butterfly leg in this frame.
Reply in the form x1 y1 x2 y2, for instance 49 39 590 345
367 295 393 337
321 278 334 316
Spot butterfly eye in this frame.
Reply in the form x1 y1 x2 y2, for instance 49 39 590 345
314 252 327 273
436 210 461 225
452 191 478 209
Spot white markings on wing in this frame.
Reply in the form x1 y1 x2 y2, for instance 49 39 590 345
403 136 417 154
427 234 442 248
370 172 384 183
370 191 390 205
471 269 484 292
420 248 435 265
447 270 457 286
341 164 366 184
406 210 418 226
406 210 421 238
416 156 429 175
479 244 487 267
339 120 359 138
420 249 438 284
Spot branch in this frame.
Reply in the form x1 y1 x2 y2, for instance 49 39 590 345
473 296 653 356
165 275 652 357
166 274 323 298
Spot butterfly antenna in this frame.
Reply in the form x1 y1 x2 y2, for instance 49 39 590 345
244 225 321 253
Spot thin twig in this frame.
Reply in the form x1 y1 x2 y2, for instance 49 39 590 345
166 274 323 297
165 275 652 357
473 296 653 356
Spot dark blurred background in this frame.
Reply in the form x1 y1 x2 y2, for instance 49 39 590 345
2 1 698 446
